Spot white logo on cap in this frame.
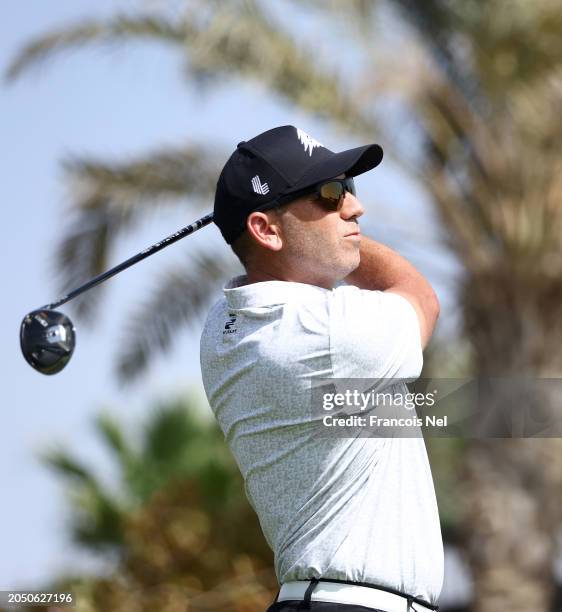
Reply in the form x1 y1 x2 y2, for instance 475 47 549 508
296 128 323 156
251 175 270 195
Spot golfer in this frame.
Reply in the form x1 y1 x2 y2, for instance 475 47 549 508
200 125 443 612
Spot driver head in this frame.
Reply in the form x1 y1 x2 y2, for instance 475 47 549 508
20 309 76 375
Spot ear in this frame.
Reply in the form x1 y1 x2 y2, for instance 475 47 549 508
245 210 283 252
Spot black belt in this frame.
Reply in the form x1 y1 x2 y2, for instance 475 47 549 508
275 577 439 611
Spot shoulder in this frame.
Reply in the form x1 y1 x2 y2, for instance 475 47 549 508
330 284 416 319
200 297 228 343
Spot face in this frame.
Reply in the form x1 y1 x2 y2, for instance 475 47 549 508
273 175 365 288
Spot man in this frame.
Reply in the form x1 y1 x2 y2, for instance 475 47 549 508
200 125 444 612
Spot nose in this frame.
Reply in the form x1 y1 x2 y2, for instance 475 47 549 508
340 192 364 220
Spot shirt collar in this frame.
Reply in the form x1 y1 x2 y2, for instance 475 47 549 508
223 274 330 308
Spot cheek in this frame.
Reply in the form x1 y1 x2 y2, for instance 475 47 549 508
282 216 351 266
282 219 321 255
307 225 343 260
307 225 337 256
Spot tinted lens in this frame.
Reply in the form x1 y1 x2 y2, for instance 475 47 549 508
319 182 345 209
318 178 356 210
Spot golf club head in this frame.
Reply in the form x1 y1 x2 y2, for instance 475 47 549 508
20 309 76 375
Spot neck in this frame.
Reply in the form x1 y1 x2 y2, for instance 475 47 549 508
244 266 335 290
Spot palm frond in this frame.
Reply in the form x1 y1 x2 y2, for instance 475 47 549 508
361 27 562 279
95 411 136 468
50 146 221 323
51 202 119 322
69 487 126 550
139 398 239 509
143 398 201 465
461 0 562 97
388 0 562 105
116 397 232 502
387 0 472 92
284 0 379 37
40 447 101 488
114 250 240 384
62 147 221 205
5 15 185 81
6 5 376 136
182 1 375 134
40 446 127 548
426 75 562 274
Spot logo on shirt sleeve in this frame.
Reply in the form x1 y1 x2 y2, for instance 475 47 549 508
223 313 238 335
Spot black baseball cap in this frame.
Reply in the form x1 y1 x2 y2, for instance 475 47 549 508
213 125 383 244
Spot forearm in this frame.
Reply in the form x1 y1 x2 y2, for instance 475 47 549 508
344 237 427 291
345 236 440 347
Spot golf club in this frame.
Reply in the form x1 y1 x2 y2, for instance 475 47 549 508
20 212 214 375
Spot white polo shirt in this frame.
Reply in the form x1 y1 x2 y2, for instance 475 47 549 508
199 275 444 605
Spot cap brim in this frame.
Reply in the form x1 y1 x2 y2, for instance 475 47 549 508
288 144 383 194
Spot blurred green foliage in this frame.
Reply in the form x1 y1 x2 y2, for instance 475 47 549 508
20 396 276 611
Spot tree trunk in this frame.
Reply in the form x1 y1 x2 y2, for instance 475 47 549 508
459 273 562 612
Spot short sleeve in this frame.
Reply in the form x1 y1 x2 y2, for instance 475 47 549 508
328 285 423 380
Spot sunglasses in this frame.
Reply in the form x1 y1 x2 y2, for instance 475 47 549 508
272 177 356 212
311 177 356 210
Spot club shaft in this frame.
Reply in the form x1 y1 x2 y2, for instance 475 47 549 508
40 212 214 311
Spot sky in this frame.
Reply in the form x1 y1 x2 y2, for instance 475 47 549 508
0 0 465 603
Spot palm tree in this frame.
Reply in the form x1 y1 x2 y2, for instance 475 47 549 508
368 3 562 610
39 394 275 611
8 1 562 609
40 395 237 551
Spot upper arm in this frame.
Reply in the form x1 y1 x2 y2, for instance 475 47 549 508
385 286 440 350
